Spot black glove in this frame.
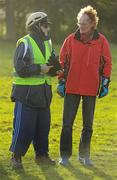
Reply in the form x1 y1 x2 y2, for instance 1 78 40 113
47 54 61 76
98 76 110 98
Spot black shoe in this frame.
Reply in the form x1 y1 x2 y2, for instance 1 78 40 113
35 155 56 165
10 154 23 169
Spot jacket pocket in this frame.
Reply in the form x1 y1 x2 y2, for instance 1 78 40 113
26 85 47 108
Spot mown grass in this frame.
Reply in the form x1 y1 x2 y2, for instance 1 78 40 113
0 40 117 180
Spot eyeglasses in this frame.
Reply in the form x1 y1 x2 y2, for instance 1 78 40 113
77 22 91 27
77 21 91 27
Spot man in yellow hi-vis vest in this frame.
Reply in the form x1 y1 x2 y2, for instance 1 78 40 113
9 12 60 168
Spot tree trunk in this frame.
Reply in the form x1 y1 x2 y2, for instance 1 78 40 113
5 0 16 41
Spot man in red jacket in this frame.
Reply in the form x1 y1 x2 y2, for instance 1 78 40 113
59 5 112 166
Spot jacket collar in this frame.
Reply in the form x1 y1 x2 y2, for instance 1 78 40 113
74 29 99 42
30 31 50 42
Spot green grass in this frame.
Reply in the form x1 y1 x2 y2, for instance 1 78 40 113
0 40 117 180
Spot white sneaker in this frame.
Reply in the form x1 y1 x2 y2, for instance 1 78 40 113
59 157 69 166
78 156 93 166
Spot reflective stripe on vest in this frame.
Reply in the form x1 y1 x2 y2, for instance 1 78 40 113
13 35 52 85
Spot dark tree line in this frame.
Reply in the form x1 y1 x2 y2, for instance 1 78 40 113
0 0 117 43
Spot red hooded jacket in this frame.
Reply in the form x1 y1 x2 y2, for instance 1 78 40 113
59 30 112 96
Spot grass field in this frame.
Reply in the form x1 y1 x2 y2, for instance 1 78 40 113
0 40 117 180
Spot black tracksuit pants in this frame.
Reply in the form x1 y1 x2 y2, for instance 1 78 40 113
60 94 96 158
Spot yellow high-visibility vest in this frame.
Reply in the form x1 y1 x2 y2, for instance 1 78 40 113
13 35 52 85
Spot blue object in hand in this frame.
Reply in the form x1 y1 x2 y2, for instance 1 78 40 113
98 76 110 98
57 79 65 97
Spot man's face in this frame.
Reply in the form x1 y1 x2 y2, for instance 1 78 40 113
77 13 95 34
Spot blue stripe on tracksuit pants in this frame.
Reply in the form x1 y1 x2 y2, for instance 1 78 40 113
9 101 50 156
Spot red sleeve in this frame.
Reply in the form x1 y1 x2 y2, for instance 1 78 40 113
101 35 112 77
59 35 71 68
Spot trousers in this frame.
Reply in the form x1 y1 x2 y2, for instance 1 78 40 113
60 94 96 158
10 101 50 156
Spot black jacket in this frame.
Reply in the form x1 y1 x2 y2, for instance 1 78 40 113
11 33 53 108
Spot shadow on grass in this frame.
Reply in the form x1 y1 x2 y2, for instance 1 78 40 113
12 168 40 180
85 166 114 180
66 162 114 180
0 163 12 180
39 164 64 180
63 162 91 180
11 163 64 180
